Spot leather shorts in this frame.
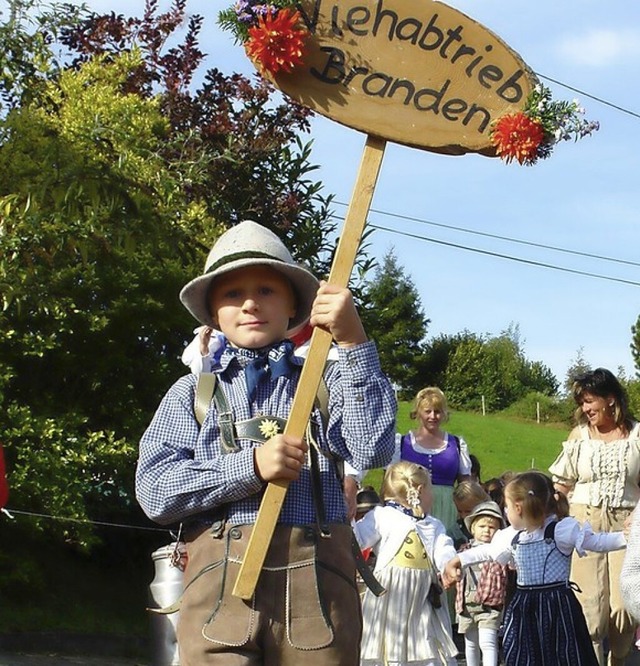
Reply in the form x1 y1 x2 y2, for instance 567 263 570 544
177 522 362 666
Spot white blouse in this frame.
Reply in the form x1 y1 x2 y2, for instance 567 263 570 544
353 505 457 573
392 431 472 475
549 423 640 508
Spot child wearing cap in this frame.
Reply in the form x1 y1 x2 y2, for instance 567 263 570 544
136 220 396 665
449 480 491 551
455 501 507 666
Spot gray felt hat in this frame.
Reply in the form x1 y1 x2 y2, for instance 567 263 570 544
464 500 506 533
179 220 319 331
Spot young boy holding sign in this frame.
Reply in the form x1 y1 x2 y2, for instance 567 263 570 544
136 220 396 665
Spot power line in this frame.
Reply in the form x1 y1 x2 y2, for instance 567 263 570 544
368 223 640 288
329 71 640 286
5 508 170 533
334 201 640 269
537 73 640 121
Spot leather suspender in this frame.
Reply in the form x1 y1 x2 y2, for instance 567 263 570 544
193 371 386 596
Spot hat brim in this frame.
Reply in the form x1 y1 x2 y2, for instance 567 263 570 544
357 502 380 511
179 257 320 333
464 509 505 533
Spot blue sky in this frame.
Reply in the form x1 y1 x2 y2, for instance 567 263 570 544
74 0 640 386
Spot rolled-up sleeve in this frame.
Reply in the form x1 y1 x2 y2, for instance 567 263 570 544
458 437 472 475
549 440 579 486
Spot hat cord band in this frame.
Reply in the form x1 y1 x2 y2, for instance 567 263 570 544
206 251 286 274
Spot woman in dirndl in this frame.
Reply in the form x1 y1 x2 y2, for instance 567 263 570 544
393 387 472 533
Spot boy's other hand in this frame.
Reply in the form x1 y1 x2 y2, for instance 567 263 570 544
254 434 308 483
310 282 367 348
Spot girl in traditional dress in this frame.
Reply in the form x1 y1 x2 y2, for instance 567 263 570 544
444 471 627 666
354 461 458 666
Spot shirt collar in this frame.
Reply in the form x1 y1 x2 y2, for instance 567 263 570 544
215 340 304 374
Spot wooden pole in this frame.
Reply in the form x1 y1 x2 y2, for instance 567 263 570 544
232 134 387 600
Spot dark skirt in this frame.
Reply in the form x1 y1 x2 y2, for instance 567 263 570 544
500 583 598 666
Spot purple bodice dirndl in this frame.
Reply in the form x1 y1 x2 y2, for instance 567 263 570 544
400 434 459 486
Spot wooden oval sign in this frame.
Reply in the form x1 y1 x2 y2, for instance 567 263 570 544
260 0 537 156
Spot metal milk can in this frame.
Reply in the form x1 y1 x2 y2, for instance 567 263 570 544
148 541 187 666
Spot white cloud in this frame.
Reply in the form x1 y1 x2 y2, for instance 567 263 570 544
556 28 640 67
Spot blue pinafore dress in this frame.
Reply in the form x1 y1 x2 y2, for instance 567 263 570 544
500 522 598 666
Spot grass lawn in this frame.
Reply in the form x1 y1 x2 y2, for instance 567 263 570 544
363 402 569 490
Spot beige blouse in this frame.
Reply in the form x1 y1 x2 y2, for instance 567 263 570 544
549 422 640 509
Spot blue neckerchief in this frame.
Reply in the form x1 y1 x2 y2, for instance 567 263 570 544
385 500 419 520
241 340 296 401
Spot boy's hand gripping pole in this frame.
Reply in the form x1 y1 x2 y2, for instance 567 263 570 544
232 135 386 600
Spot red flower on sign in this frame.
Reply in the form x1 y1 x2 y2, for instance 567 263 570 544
245 8 308 76
491 112 545 165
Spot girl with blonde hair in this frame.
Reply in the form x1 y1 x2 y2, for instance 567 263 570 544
354 461 458 665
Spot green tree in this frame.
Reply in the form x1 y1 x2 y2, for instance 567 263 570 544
417 330 477 390
631 315 640 378
0 0 340 557
444 325 558 411
360 249 429 394
0 50 215 546
564 347 591 395
444 333 487 410
0 0 85 113
523 360 559 396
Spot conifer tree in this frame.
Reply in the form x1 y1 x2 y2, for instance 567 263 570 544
360 249 429 393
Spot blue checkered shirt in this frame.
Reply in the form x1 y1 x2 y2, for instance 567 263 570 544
136 340 396 527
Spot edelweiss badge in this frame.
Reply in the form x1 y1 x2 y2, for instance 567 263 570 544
258 418 281 439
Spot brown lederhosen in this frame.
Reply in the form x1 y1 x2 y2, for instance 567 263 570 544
177 522 362 666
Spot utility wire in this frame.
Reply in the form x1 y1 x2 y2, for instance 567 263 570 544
333 201 640 270
368 223 640 288
537 73 640 121
5 507 169 533
331 73 640 278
